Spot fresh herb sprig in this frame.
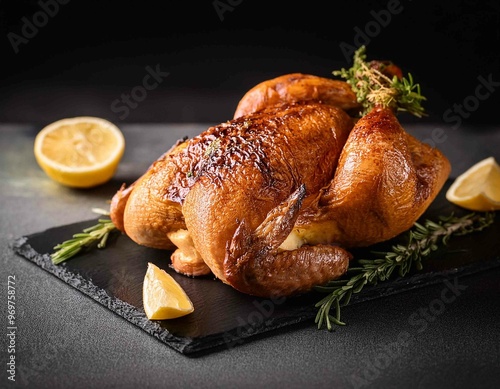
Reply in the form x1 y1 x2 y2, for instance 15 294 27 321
314 212 495 331
51 218 117 265
333 45 426 117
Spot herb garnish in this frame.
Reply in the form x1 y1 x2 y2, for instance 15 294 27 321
51 218 117 265
333 45 426 117
314 212 495 331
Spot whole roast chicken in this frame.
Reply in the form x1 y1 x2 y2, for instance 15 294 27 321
110 57 450 298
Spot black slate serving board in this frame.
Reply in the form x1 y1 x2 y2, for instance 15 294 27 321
11 181 500 355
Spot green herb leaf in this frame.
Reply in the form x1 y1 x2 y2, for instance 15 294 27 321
333 45 426 117
51 219 118 265
314 211 495 331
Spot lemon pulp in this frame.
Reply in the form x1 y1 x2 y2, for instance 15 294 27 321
446 157 500 211
34 116 125 188
143 262 194 320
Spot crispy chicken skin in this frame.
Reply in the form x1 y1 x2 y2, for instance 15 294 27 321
111 101 355 294
109 139 188 238
233 73 361 119
182 102 354 296
294 107 451 247
110 72 451 297
113 139 189 251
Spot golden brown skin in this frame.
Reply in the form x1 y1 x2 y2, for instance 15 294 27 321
111 139 190 251
233 73 361 119
182 102 354 296
109 72 451 298
111 72 359 284
109 183 134 233
222 185 351 297
111 136 213 275
110 138 188 236
294 107 451 247
111 101 354 295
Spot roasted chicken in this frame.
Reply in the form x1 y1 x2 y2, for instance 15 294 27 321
110 71 451 298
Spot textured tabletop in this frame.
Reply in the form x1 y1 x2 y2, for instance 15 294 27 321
1 122 499 389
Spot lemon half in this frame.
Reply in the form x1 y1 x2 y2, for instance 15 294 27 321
446 156 500 211
143 262 194 320
34 116 125 188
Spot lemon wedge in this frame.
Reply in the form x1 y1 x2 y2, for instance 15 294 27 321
143 262 194 320
446 156 500 211
34 116 125 188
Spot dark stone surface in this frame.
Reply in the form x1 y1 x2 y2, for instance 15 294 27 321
10 183 500 356
1 121 499 388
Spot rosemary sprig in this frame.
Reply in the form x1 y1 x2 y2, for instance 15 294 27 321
333 45 426 117
51 218 117 265
314 212 495 331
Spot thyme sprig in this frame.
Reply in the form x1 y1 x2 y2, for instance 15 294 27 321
51 218 117 265
333 45 426 117
314 212 495 331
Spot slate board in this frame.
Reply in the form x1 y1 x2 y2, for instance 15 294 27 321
11 181 500 355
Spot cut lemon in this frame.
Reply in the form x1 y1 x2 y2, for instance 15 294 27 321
143 262 194 320
34 116 125 188
446 156 500 211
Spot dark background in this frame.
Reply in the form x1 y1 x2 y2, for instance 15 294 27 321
1 3 500 388
0 0 499 127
